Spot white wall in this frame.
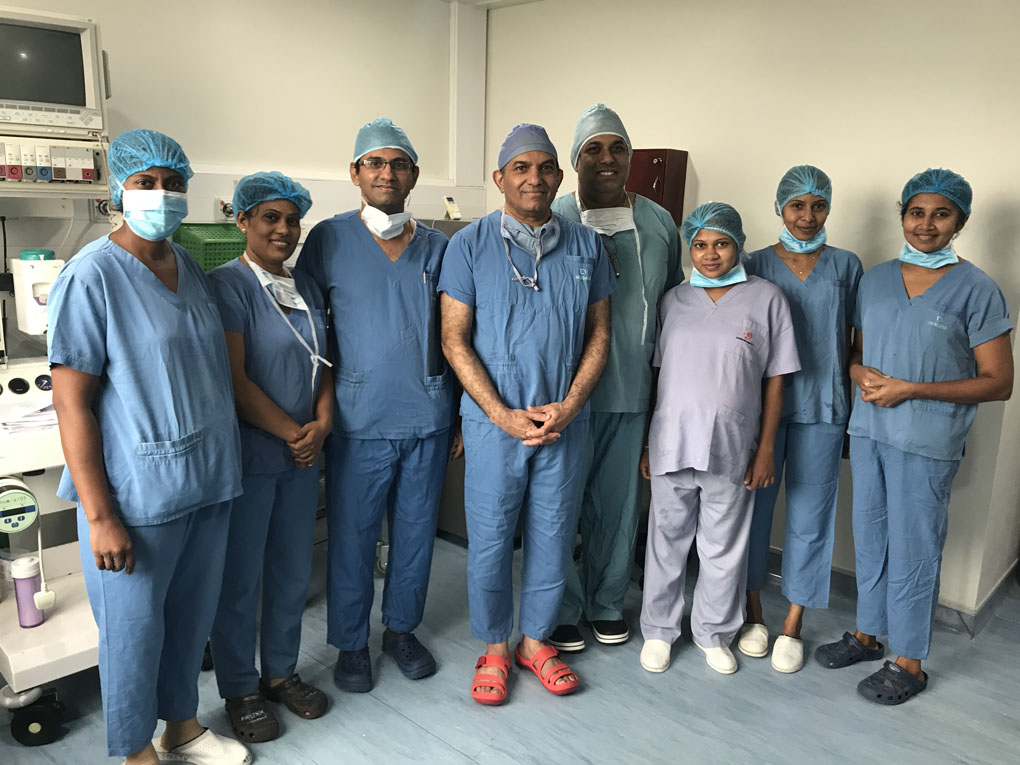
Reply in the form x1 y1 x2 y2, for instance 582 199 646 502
486 0 1020 613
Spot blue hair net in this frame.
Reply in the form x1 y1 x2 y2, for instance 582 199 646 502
775 165 832 214
569 103 632 169
353 118 418 166
108 129 193 207
900 168 972 216
497 123 557 170
681 202 746 252
233 171 312 219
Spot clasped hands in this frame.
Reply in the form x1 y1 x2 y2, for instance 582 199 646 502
288 419 330 469
494 402 579 446
853 365 913 408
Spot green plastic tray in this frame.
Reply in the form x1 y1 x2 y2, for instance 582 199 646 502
173 224 246 272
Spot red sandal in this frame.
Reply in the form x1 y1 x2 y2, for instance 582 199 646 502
471 653 511 706
514 642 580 696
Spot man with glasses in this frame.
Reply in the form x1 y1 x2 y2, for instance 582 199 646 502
297 118 459 693
548 104 684 652
439 124 613 704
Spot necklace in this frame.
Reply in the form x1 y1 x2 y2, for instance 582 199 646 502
784 250 820 277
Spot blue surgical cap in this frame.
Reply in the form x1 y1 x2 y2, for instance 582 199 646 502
569 103 632 169
497 123 557 171
775 165 832 214
900 168 972 216
353 118 418 166
233 171 312 219
681 202 746 252
108 128 193 207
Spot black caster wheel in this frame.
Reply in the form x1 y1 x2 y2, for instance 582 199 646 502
10 691 65 746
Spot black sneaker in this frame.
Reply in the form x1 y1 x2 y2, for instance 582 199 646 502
547 623 586 652
591 619 630 645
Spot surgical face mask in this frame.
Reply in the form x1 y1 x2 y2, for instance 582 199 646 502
121 189 188 241
500 212 560 290
689 262 748 288
361 204 413 240
778 224 827 254
580 206 636 237
243 254 309 312
899 240 958 269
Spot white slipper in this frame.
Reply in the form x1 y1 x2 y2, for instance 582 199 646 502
771 634 805 673
737 623 769 658
694 642 738 674
154 729 253 764
639 639 672 673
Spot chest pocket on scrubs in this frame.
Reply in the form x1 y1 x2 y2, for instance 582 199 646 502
724 319 766 364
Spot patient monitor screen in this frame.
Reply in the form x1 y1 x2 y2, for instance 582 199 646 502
0 23 86 106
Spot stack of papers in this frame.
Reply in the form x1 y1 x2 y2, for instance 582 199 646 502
0 401 59 435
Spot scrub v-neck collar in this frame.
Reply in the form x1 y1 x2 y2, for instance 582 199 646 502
898 260 969 307
768 245 826 286
110 237 187 303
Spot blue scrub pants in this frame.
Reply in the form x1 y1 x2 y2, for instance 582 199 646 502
850 436 958 660
463 418 587 644
78 502 230 757
560 410 645 624
640 469 755 647
326 432 450 650
210 466 319 698
746 421 845 608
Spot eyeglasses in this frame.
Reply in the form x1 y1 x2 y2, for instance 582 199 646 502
358 157 415 173
599 233 622 278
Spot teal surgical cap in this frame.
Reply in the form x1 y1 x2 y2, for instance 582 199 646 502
353 118 418 165
569 103 632 169
497 123 557 170
108 129 193 207
900 168 972 216
233 171 312 219
681 202 746 252
775 165 832 214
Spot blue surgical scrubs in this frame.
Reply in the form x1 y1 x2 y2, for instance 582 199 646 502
296 213 453 650
47 235 241 757
206 258 327 697
848 259 1011 658
438 211 615 642
744 245 862 608
551 193 684 626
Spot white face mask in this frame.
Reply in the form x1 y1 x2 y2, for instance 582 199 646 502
580 206 636 237
361 204 413 240
244 254 308 312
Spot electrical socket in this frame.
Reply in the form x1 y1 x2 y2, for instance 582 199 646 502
88 198 111 223
214 198 234 222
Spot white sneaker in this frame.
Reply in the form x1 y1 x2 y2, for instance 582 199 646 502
154 729 253 764
695 642 738 674
639 639 672 673
737 623 769 658
771 635 804 673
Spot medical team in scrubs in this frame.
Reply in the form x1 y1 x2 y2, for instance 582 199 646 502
639 202 801 677
549 104 684 652
296 119 458 694
439 123 613 705
816 168 1013 705
48 130 250 765
740 166 863 673
208 172 331 743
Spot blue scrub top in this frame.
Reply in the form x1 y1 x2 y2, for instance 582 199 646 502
551 193 684 414
438 210 615 423
295 212 453 439
848 259 1012 461
746 245 863 425
208 258 327 474
47 235 242 526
